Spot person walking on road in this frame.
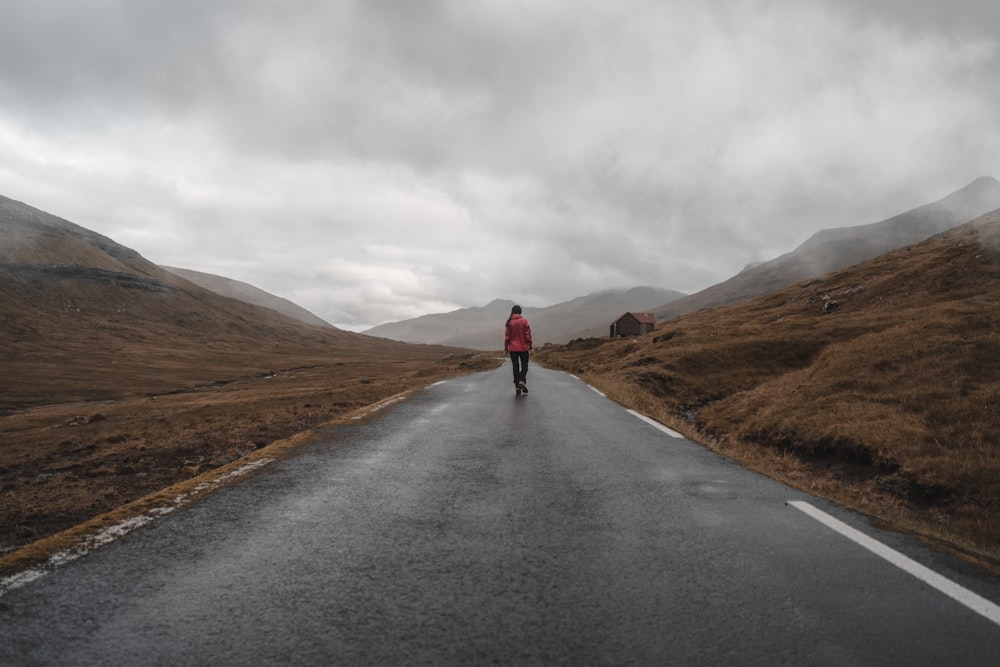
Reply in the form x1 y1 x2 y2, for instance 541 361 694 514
504 305 533 395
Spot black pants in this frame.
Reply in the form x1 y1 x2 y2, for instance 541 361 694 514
510 351 529 385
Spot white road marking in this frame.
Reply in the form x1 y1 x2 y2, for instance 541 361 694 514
351 396 406 419
789 500 1000 628
0 458 274 598
589 386 606 397
627 410 684 438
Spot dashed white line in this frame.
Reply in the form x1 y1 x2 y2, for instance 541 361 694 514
789 500 1000 628
589 386 606 397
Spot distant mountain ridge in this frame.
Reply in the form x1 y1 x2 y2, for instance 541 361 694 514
363 287 687 350
650 175 1000 320
368 177 1000 348
161 266 332 328
7 174 996 367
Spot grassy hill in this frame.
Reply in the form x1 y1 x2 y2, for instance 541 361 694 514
537 210 1000 567
651 176 1000 320
161 265 333 328
0 194 490 559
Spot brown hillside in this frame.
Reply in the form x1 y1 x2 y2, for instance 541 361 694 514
653 175 1000 320
161 265 333 328
0 195 490 559
537 210 1000 566
0 194 458 408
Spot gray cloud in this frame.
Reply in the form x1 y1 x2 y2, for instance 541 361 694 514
1 0 998 329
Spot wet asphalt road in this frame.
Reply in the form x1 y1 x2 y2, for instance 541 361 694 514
2 364 1000 665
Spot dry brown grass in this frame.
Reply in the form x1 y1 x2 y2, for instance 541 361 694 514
0 354 497 559
1 199 505 569
537 212 1000 569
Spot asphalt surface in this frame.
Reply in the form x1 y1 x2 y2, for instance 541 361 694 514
2 364 1000 665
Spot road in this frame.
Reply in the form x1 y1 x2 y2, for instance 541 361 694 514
2 364 999 665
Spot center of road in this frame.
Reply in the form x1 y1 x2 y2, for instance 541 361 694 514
2 365 998 665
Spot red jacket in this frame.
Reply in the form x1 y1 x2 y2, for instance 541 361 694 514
504 314 533 352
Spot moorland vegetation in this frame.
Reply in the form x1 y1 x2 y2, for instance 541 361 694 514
536 211 1000 569
3 191 999 577
0 194 494 574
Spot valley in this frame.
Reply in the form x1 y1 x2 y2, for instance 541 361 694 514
3 179 1000 576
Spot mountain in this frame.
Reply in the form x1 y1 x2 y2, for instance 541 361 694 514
161 266 332 328
537 209 1000 562
652 175 1000 320
363 287 687 350
0 194 493 555
364 298 523 348
0 194 455 410
523 286 686 344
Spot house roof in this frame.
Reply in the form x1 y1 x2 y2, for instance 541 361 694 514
613 312 656 324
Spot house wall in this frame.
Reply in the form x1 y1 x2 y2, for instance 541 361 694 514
617 318 642 336
611 313 655 337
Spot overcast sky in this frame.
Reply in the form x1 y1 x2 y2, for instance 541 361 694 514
1 0 998 330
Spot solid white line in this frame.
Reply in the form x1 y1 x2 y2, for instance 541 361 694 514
789 500 1000 628
627 410 684 438
0 458 274 598
350 396 406 420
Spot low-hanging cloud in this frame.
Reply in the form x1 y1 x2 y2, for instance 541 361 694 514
1 0 997 329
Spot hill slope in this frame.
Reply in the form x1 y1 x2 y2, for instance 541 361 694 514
0 194 452 408
0 194 487 556
537 209 1000 563
364 286 686 349
161 266 332 328
653 176 1000 320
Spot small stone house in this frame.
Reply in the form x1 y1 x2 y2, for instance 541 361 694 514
610 312 656 337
